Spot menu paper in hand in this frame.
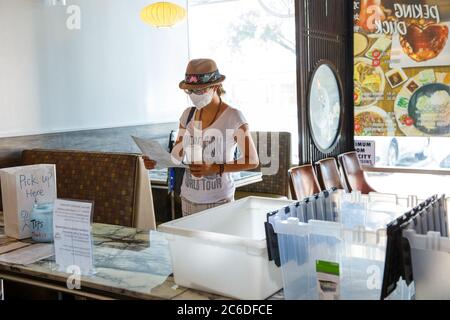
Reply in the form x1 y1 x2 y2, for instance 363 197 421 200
53 199 94 275
131 136 186 169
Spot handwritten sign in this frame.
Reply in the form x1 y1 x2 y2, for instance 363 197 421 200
355 140 376 167
53 199 94 275
0 165 57 239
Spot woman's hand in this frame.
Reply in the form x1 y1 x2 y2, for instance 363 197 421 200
142 156 157 170
189 164 219 178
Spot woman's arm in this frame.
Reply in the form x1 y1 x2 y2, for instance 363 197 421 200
225 123 259 172
189 123 259 177
170 123 186 163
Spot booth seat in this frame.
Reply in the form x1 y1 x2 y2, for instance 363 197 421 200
235 132 291 200
21 149 155 230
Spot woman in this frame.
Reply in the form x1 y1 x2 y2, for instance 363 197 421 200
143 58 259 216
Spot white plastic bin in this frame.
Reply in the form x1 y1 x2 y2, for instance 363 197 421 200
158 196 294 300
403 230 450 300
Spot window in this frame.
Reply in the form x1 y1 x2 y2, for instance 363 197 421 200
187 0 298 164
355 136 450 170
366 171 450 199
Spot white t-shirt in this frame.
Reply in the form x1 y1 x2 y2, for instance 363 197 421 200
179 106 247 204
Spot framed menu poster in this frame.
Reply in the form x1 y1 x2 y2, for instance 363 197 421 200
354 0 450 137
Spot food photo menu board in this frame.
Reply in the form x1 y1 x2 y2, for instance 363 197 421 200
354 0 450 137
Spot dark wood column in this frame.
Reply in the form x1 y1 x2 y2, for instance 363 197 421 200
295 0 354 164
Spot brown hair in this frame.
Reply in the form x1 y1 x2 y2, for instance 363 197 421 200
215 84 226 97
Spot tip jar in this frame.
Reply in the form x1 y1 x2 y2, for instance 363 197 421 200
30 202 54 243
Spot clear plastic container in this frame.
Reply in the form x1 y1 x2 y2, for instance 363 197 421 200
339 196 367 229
403 229 450 300
368 192 398 204
275 218 409 300
337 192 410 231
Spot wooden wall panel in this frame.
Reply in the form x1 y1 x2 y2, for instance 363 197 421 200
296 0 354 164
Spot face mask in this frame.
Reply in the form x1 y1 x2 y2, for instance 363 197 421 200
189 89 214 109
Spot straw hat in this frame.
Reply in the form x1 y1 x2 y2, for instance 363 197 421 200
179 58 226 90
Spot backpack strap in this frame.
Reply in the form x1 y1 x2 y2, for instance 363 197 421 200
169 107 196 195
185 107 196 127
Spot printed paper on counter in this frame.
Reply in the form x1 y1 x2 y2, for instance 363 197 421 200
0 243 54 265
53 199 94 275
0 242 32 255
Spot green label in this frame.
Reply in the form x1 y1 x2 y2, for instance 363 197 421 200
316 260 340 276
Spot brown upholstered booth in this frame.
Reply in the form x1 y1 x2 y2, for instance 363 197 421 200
235 132 291 199
315 157 345 191
21 149 155 229
338 151 376 194
288 164 321 200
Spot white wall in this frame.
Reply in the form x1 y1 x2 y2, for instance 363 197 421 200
0 0 189 137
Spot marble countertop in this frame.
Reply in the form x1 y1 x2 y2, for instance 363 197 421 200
0 223 282 300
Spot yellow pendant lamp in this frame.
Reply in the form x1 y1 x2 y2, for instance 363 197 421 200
140 2 187 28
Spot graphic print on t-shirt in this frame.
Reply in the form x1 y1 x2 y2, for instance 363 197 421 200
180 106 246 203
184 134 225 192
